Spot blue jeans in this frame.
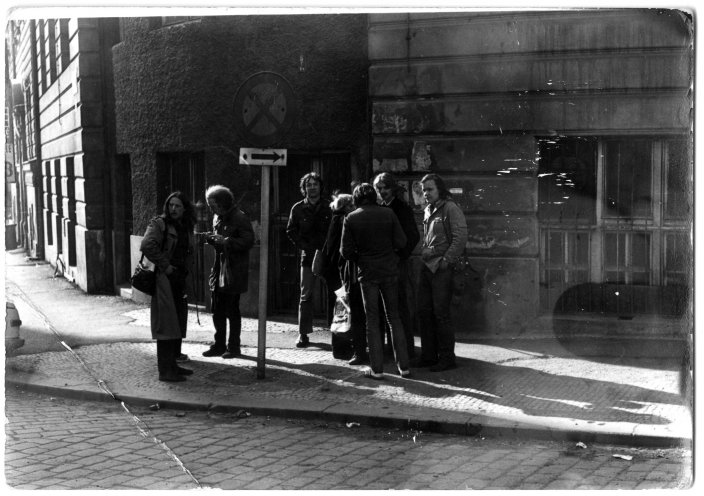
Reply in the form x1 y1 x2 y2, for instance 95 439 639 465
360 276 409 374
417 265 455 364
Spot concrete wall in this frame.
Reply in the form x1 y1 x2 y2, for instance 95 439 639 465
368 10 692 335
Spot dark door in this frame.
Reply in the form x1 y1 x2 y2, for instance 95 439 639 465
156 152 208 307
269 151 351 317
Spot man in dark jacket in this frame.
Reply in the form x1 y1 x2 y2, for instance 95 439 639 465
201 185 255 359
286 172 332 348
374 172 420 359
340 183 410 380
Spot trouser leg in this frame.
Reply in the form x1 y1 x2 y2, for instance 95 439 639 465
298 264 314 335
398 259 416 358
349 283 367 356
432 267 456 364
211 291 227 349
379 276 409 372
417 266 438 362
360 281 384 374
225 293 242 350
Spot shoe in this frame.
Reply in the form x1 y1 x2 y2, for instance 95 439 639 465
348 354 369 366
411 357 438 368
202 346 226 357
363 368 384 380
159 373 186 382
398 368 411 378
176 353 190 363
176 366 193 376
295 334 309 348
429 361 457 372
222 348 241 359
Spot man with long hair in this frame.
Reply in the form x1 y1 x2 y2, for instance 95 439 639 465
286 172 332 347
373 172 420 359
140 191 196 381
415 173 468 372
201 185 254 359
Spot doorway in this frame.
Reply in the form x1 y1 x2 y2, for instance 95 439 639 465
269 151 351 317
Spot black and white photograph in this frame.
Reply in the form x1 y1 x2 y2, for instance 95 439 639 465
2 2 695 491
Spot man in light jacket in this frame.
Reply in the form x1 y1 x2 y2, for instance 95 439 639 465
414 173 468 372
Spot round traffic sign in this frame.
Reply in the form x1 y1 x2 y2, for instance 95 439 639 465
233 72 296 148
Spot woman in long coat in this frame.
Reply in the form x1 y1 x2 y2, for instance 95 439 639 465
140 191 196 382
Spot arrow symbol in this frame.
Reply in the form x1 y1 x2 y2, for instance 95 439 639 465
252 151 284 163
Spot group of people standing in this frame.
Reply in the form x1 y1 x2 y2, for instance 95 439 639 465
286 171 467 380
139 171 467 383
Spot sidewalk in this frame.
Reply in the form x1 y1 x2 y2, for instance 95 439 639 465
4 250 693 448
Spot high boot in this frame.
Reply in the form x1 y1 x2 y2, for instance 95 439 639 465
158 340 185 382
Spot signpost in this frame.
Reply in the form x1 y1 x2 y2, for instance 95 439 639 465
239 148 287 379
235 72 295 379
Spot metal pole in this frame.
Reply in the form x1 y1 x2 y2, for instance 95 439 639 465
256 165 270 379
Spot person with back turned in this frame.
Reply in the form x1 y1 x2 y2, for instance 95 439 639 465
373 172 420 359
341 183 410 380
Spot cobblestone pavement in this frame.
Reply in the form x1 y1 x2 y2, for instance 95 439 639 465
4 388 692 490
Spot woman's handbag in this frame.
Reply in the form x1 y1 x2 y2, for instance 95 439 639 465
130 254 156 295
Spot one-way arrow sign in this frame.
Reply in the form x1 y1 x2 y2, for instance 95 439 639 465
239 148 287 166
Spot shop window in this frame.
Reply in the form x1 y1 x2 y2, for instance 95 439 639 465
539 135 691 316
603 139 653 219
603 231 651 285
543 230 590 285
537 137 597 225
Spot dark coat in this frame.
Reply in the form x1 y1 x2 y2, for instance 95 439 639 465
140 216 194 340
386 197 420 260
286 197 332 266
322 210 346 290
207 207 254 294
340 204 407 282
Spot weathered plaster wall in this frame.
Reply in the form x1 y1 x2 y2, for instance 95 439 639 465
368 10 691 335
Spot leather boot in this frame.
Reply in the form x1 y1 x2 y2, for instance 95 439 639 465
159 340 185 382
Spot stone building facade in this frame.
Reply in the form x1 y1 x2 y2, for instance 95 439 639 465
367 10 692 337
6 11 693 338
6 18 125 292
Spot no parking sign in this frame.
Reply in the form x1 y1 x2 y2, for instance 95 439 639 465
233 72 296 148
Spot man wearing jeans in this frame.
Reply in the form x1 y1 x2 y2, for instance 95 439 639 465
340 183 410 379
414 173 468 372
286 172 332 348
